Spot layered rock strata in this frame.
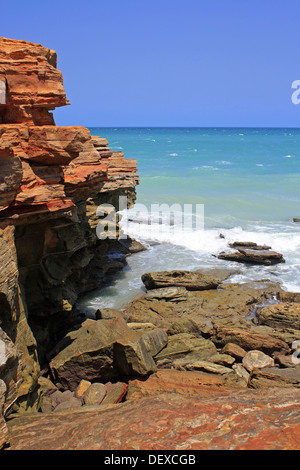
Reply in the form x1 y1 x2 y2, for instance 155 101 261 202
0 36 138 443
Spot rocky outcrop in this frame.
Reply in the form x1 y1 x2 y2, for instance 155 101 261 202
0 36 139 426
1 37 300 451
218 241 285 265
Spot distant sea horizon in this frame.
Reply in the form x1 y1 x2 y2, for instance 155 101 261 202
78 127 300 315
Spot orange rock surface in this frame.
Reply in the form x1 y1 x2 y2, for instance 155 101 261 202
0 37 138 224
6 386 300 450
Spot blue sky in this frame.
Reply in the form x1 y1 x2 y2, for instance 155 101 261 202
2 0 300 127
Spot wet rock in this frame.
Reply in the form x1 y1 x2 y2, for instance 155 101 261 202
293 218 300 223
242 350 275 372
118 237 147 254
218 248 285 266
229 241 272 250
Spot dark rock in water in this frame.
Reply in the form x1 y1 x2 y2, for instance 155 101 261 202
293 218 300 223
141 268 238 291
218 248 285 266
117 237 147 255
229 241 272 251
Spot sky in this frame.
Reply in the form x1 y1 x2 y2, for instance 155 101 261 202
1 0 300 127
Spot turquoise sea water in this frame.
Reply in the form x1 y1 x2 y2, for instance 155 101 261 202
79 128 300 315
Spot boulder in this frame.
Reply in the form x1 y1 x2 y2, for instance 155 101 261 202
118 237 147 254
141 268 237 291
101 382 128 406
75 380 92 399
242 350 275 372
83 383 106 406
221 342 247 360
233 364 250 385
49 318 161 390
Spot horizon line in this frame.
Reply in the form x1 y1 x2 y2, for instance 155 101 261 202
85 125 300 129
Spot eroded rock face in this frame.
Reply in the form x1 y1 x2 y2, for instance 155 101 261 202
0 37 139 419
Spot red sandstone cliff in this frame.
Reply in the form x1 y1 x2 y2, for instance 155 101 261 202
0 37 139 442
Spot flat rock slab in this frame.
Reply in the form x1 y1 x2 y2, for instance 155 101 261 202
218 249 285 266
141 269 238 291
6 387 300 450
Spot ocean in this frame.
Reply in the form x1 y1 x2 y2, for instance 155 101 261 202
78 127 300 316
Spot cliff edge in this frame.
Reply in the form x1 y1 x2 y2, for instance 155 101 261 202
0 37 139 445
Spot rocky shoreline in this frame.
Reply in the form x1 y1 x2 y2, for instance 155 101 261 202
3 259 300 450
0 37 300 451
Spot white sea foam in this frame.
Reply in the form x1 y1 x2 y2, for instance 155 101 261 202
201 165 219 170
216 160 233 165
119 211 300 293
170 153 179 156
